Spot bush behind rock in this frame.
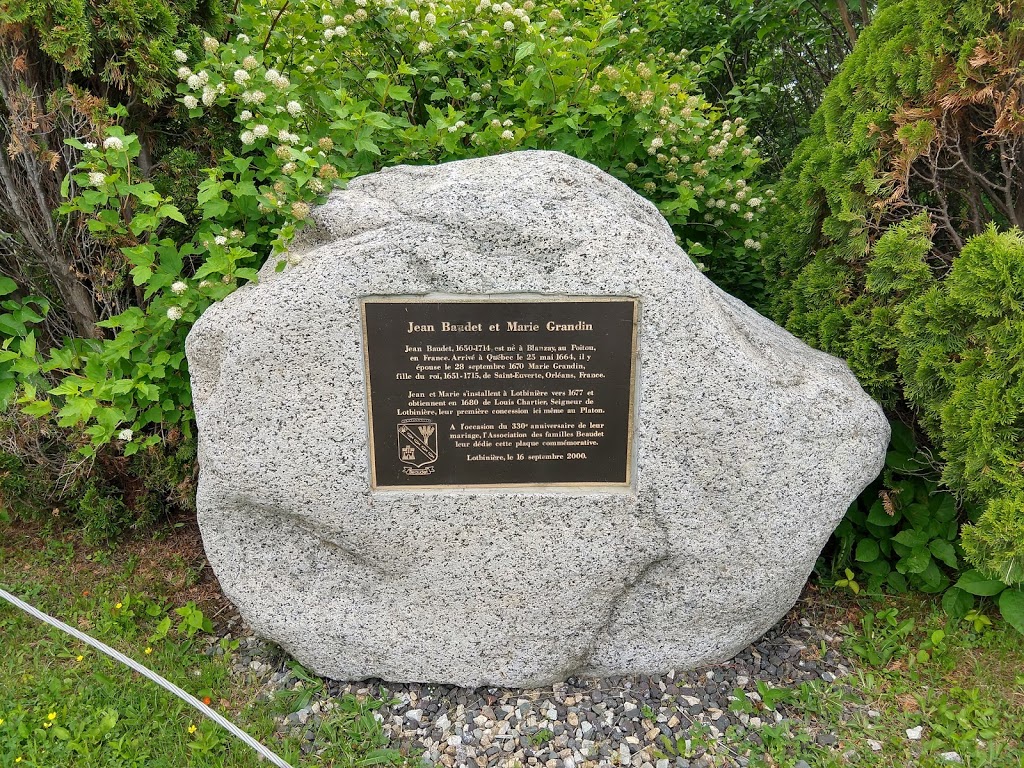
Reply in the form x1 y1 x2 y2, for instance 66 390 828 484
761 0 1023 588
0 0 766 538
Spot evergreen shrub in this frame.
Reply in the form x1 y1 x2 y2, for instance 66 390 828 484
762 0 1023 592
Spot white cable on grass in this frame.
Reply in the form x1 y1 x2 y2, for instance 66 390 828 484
0 586 294 768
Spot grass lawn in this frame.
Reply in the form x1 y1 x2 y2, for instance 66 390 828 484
1 517 1022 768
729 593 1024 767
0 519 409 767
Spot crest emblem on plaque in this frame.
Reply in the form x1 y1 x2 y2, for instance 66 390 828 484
398 418 438 476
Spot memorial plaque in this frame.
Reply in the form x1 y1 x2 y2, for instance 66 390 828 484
361 297 639 489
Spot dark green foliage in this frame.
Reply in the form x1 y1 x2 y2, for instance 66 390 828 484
832 421 965 596
0 411 196 541
763 0 1023 586
0 0 225 107
77 479 138 544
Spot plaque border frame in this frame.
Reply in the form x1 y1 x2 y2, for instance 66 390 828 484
360 294 640 491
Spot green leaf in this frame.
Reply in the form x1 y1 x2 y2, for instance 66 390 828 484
0 314 27 337
955 569 1007 597
929 539 958 569
0 378 16 407
886 450 921 473
202 198 229 218
893 529 929 549
930 493 957 523
942 587 974 620
0 276 18 296
998 589 1024 635
353 137 380 155
918 559 947 592
898 547 932 574
902 503 931 530
855 538 880 563
515 41 536 64
859 558 890 576
20 331 35 358
22 399 52 417
147 618 171 647
130 265 153 286
866 500 899 527
157 204 186 223
56 396 97 427
889 421 917 456
887 571 908 592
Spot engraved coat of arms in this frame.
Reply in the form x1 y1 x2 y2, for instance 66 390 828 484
398 418 438 474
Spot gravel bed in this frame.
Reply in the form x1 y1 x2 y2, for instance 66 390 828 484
214 607 855 767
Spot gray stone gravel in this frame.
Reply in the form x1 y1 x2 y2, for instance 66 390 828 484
209 604 858 766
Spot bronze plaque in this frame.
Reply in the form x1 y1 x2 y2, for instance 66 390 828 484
362 297 639 489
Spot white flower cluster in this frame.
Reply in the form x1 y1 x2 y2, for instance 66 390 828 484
88 171 106 186
171 280 188 295
103 136 124 151
186 70 209 90
201 85 222 106
118 428 134 441
286 100 302 116
242 90 266 104
263 68 290 89
173 49 188 63
167 306 184 321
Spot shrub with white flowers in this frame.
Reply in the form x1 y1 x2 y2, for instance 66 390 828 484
38 0 763 458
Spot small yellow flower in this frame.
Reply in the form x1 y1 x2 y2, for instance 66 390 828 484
115 602 123 609
0 717 5 725
47 712 56 721
16 757 22 763
76 654 84 662
145 647 153 655
188 723 197 734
